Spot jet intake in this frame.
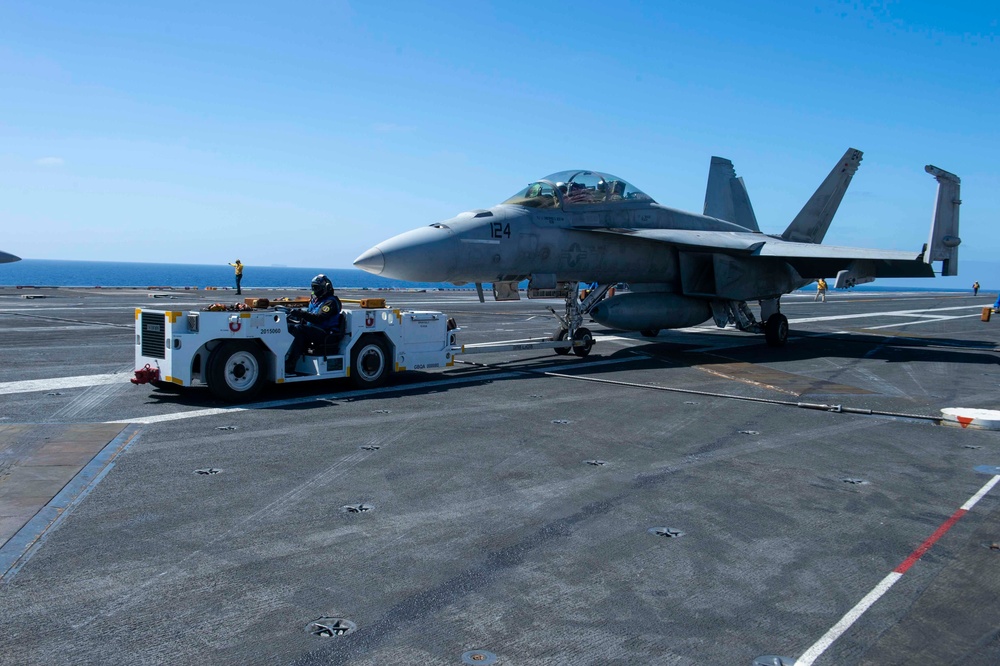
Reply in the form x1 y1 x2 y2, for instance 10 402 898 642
589 292 712 331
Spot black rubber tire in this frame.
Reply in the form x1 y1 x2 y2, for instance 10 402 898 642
640 329 660 337
764 313 789 348
150 380 182 392
206 341 267 402
554 329 571 355
351 336 391 389
572 327 594 358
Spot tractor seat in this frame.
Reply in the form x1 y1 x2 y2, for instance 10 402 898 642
305 313 347 357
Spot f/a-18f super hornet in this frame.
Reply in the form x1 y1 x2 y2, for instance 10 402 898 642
0 250 20 264
354 149 961 351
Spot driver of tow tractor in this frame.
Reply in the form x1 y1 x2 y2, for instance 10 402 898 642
284 274 343 375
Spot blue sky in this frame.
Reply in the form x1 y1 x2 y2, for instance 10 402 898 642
1 1 997 283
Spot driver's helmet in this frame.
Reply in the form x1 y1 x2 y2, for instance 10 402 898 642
311 274 334 299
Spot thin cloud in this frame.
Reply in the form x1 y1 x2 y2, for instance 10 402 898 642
35 157 65 167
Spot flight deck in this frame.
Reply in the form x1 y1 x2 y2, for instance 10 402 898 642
0 286 998 665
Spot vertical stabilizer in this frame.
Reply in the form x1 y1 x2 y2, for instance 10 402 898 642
781 148 862 244
925 165 961 276
704 157 760 231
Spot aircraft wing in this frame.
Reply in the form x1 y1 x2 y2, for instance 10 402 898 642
580 227 767 252
577 227 934 280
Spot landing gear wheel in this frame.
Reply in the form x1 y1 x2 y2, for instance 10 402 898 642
764 313 789 348
207 341 266 402
640 329 660 337
351 337 391 388
554 329 571 355
572 327 594 357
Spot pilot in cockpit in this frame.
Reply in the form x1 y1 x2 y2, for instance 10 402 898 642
565 181 589 203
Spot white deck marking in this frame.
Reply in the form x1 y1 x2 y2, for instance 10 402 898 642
0 325 121 332
793 474 1000 665
794 572 903 666
788 305 983 324
0 374 125 396
857 314 982 330
110 356 642 425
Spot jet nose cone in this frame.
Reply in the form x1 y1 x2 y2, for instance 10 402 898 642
353 247 385 275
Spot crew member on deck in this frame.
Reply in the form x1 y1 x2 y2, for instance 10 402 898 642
285 274 342 375
228 259 244 295
815 277 828 302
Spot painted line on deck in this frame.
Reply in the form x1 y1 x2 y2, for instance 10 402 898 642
110 356 643 425
793 474 1000 666
0 373 125 396
788 304 983 325
857 314 982 330
0 425 143 583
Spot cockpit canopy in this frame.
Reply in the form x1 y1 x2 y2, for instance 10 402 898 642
501 170 655 209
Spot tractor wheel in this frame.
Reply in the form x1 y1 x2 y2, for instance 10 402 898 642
351 336 391 389
206 341 266 402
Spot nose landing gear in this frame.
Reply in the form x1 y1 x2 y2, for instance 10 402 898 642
549 283 610 358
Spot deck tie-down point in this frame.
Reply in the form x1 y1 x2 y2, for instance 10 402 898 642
307 617 356 637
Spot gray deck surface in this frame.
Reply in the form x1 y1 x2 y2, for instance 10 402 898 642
0 286 998 665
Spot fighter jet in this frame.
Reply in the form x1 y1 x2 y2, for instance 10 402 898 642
0 250 20 264
354 149 960 351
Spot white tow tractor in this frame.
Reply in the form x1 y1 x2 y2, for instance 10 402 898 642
132 299 458 402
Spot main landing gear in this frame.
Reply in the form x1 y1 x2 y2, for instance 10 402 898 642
549 283 610 358
711 297 788 347
763 312 789 347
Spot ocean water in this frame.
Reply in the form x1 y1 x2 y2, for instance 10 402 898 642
0 258 972 294
0 259 469 290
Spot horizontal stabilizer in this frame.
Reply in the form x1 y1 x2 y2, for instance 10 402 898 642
781 148 862 244
925 165 961 276
704 157 760 231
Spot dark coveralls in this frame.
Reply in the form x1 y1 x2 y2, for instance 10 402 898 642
285 294 342 373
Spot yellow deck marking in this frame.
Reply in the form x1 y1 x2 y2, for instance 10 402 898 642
694 360 872 396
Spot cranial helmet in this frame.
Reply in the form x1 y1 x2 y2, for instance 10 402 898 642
311 274 333 299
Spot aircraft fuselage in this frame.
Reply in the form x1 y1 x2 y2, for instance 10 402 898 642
359 203 755 288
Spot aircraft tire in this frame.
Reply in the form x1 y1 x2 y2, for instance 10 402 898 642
554 329 571 355
207 341 267 402
640 329 660 337
572 327 594 357
351 335 391 389
764 313 789 348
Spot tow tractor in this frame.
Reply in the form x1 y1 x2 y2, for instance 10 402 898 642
132 298 595 402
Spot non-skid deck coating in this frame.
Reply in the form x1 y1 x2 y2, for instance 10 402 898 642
0 423 126 546
0 286 998 665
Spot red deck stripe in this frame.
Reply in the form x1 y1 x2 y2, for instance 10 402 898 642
894 508 967 574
